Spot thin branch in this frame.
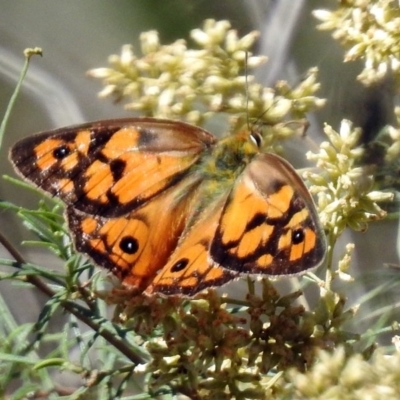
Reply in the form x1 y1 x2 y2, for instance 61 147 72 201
0 229 148 365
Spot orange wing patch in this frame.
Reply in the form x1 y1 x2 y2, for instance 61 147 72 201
210 153 326 276
145 197 237 296
67 176 200 291
10 118 216 217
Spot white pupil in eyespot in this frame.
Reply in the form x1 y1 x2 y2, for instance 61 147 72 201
250 132 262 148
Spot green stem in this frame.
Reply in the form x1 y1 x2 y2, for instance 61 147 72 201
0 48 42 149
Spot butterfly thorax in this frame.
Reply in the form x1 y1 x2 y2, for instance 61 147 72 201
197 130 259 184
185 130 260 221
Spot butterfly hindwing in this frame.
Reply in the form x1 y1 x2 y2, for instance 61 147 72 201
10 118 216 217
145 196 237 296
67 175 201 292
210 153 326 276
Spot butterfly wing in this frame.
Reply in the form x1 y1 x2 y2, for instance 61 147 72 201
210 153 326 276
10 118 216 217
67 174 201 292
145 196 237 296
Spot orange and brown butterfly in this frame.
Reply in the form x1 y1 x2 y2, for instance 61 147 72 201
9 117 326 296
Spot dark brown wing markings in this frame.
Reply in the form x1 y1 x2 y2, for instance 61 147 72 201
210 153 326 276
10 118 216 217
10 127 119 206
145 239 236 297
144 194 239 296
148 265 236 297
66 206 149 284
211 194 322 275
66 173 203 291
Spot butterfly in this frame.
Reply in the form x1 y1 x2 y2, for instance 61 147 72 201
9 117 326 296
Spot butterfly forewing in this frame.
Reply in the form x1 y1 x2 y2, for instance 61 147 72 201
210 153 326 276
10 118 216 217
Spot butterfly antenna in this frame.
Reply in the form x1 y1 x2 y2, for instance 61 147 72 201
244 51 251 132
244 53 271 134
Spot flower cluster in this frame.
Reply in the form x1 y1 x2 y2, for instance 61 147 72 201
113 289 265 399
314 0 400 85
282 346 400 398
88 19 324 137
305 119 392 235
88 19 264 125
385 108 400 163
100 277 363 399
